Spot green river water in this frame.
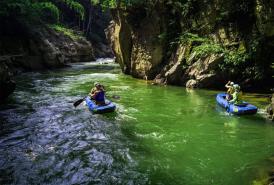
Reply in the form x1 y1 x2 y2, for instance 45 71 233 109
0 60 273 185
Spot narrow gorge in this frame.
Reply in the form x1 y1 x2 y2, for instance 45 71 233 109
1 1 274 185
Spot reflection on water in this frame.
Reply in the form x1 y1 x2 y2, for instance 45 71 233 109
0 60 273 185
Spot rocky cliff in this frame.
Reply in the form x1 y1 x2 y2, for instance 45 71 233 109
0 20 94 69
0 19 95 101
107 0 274 91
86 6 113 58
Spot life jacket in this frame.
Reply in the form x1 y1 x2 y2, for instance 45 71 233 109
227 86 234 95
94 90 105 103
233 91 243 105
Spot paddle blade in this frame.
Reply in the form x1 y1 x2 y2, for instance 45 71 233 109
73 98 84 107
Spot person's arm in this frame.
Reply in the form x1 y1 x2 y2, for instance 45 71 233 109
90 87 96 93
225 81 231 88
92 91 99 100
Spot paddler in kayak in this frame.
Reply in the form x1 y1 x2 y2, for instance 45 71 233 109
229 84 243 105
90 82 106 105
225 81 235 100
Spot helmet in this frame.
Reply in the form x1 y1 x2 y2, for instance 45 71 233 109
230 82 234 85
94 82 100 87
233 84 240 91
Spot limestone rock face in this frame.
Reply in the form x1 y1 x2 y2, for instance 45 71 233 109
129 10 164 79
0 23 95 101
0 25 95 71
153 45 225 88
108 0 274 90
184 54 225 88
37 27 94 66
106 12 132 74
154 45 189 85
108 8 165 79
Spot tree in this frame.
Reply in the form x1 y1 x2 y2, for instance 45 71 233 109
0 0 85 26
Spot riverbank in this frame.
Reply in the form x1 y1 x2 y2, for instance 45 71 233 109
0 1 113 102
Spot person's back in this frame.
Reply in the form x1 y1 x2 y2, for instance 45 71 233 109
94 89 105 105
229 85 242 105
230 91 239 104
89 82 106 105
91 83 106 105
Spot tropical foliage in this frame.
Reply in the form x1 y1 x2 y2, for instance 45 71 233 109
0 0 84 24
49 24 84 39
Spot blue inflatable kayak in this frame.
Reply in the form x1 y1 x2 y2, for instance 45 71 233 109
216 93 257 115
85 97 116 114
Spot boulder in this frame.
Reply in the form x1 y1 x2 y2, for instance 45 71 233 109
153 45 189 85
163 45 189 85
164 61 184 85
184 54 225 88
186 79 198 88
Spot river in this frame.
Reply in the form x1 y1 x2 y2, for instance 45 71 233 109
0 59 273 185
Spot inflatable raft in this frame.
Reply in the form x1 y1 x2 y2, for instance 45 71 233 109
85 97 116 114
216 93 257 115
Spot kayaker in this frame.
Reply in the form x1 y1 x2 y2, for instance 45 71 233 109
229 84 243 105
225 81 235 100
90 82 106 105
90 82 98 95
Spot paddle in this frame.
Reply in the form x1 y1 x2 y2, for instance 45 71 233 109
226 103 230 113
73 97 87 107
73 94 120 108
